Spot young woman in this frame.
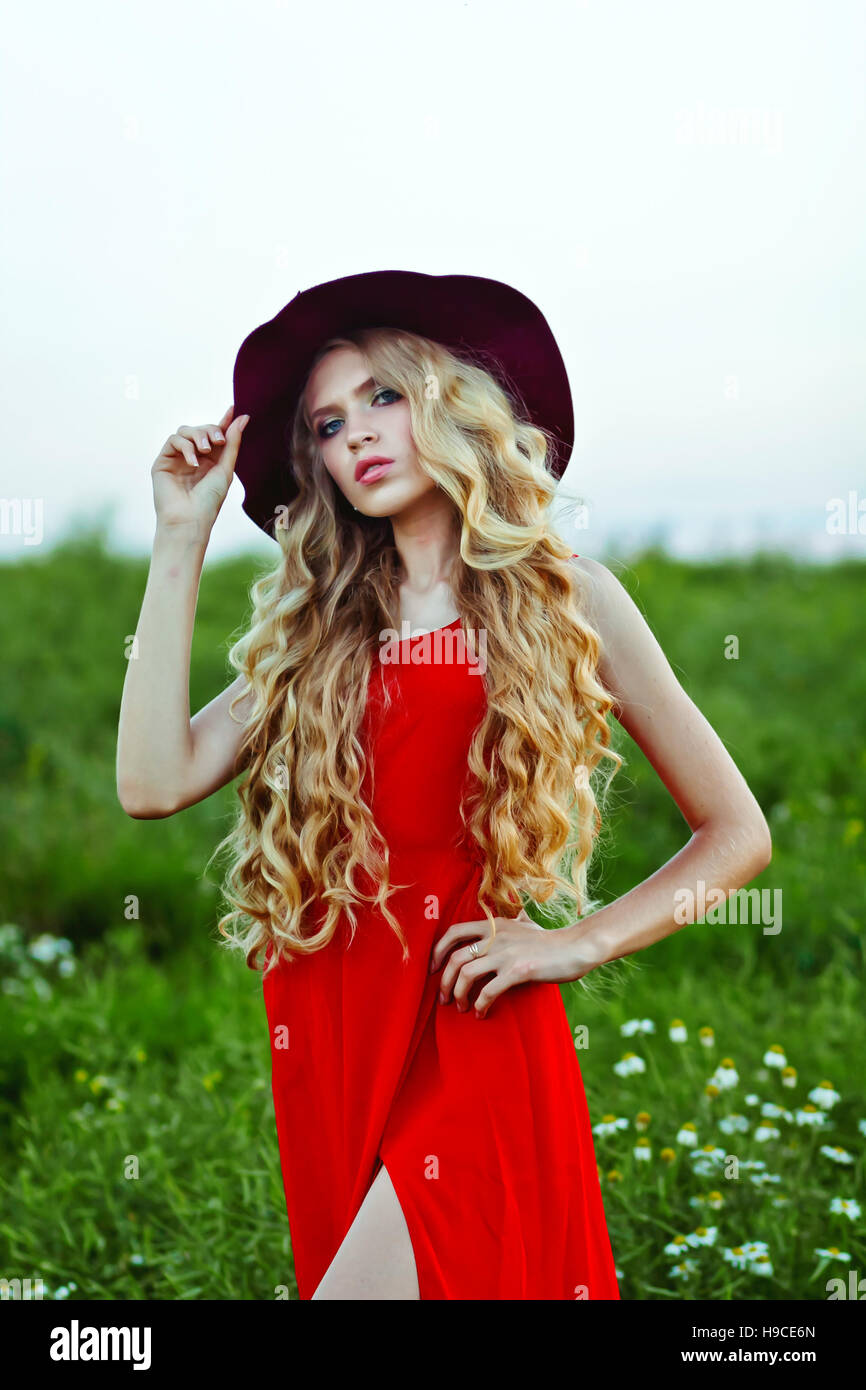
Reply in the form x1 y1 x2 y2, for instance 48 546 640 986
117 271 771 1302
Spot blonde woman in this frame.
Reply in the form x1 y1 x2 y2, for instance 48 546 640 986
117 271 771 1302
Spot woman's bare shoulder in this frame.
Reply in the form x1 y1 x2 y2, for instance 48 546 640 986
566 553 665 708
567 553 621 628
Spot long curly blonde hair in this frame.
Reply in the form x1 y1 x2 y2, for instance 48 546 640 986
208 326 623 979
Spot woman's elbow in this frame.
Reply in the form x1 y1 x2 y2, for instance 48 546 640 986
749 816 773 873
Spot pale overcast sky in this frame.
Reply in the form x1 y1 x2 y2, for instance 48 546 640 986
2 0 864 564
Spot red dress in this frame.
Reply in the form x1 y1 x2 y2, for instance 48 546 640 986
262 559 621 1300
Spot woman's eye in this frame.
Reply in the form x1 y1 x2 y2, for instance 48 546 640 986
317 387 401 439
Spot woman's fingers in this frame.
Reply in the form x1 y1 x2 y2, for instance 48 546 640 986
193 425 229 452
151 413 247 532
163 431 199 469
161 421 230 469
438 939 492 1003
210 414 248 479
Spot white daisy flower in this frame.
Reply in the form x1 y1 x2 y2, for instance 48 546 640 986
829 1198 861 1221
29 934 63 962
621 1018 656 1037
754 1124 780 1142
690 1144 727 1176
669 1019 688 1043
710 1059 739 1090
613 1052 646 1077
718 1114 750 1134
763 1045 786 1069
722 1246 751 1270
760 1102 791 1120
676 1123 698 1147
820 1146 854 1165
749 1172 782 1186
809 1082 841 1110
691 1144 727 1163
794 1106 828 1128
593 1114 630 1137
633 1139 652 1161
744 1093 762 1107
815 1247 851 1261
684 1226 718 1248
669 1260 699 1279
664 1235 691 1256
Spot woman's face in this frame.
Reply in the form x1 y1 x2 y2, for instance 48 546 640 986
304 345 438 518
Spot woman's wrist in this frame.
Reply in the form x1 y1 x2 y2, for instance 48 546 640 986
153 522 212 564
557 913 610 982
153 520 211 555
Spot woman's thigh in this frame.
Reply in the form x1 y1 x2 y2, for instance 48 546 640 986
311 1160 420 1300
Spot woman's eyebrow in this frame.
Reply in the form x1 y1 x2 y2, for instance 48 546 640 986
310 376 376 422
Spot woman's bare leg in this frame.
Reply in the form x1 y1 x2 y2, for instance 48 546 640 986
311 1160 420 1300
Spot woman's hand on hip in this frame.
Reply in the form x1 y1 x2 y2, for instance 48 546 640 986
428 908 578 1019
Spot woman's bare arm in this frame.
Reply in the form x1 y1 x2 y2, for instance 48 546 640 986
144 672 255 818
119 667 254 820
560 555 772 976
116 410 254 818
574 555 771 849
117 527 252 818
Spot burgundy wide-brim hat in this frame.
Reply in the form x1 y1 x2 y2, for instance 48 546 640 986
232 269 574 540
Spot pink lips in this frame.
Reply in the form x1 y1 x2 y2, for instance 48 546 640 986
354 458 394 486
354 455 394 483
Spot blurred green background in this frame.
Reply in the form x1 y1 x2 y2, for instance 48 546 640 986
1 529 863 1300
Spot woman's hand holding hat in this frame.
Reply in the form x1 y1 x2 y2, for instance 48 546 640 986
151 405 250 541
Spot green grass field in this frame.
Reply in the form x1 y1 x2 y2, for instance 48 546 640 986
1 531 863 1300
